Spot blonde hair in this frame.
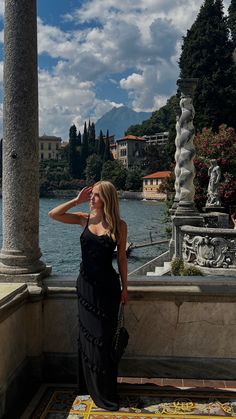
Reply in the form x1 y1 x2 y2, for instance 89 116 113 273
93 181 121 241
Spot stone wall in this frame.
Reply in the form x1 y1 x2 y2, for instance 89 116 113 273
1 275 236 416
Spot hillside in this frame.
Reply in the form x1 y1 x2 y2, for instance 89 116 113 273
95 106 151 139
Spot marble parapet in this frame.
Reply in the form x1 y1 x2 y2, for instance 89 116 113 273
180 225 236 271
0 283 28 322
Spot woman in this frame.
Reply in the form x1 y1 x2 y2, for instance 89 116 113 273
48 181 128 411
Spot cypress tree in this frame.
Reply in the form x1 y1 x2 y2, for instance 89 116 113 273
76 131 82 147
68 124 77 178
103 132 113 162
228 0 236 49
97 130 105 156
179 0 236 131
88 121 96 155
81 122 89 177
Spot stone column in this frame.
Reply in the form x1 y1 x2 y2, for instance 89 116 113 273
175 79 198 216
170 115 181 214
170 79 204 259
0 0 50 280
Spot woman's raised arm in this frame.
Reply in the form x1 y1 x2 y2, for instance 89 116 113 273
48 186 92 225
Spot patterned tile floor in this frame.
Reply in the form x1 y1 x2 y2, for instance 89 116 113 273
21 378 236 419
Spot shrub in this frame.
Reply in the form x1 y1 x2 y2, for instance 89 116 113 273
171 257 184 275
181 265 203 276
171 257 203 276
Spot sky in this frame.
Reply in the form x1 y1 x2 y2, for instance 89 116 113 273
0 0 231 140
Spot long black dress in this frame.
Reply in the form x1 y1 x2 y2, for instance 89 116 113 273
77 220 121 411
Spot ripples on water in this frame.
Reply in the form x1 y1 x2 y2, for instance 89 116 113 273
0 198 169 275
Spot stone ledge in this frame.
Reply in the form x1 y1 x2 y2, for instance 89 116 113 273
0 283 28 322
40 274 236 302
2 274 236 317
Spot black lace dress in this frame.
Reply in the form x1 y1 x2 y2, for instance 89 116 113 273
77 222 121 411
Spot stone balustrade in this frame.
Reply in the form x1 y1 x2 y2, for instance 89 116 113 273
180 225 236 271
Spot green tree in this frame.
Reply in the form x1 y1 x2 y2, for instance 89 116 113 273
179 0 236 131
144 143 171 173
101 160 127 190
97 130 105 156
103 132 113 162
228 0 236 49
125 168 142 191
81 121 89 178
76 131 82 146
88 121 96 155
85 154 103 184
68 124 78 178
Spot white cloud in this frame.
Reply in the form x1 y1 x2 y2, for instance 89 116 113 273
0 0 232 138
0 0 3 18
38 69 123 138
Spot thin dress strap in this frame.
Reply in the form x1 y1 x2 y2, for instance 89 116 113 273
81 214 90 235
85 214 90 228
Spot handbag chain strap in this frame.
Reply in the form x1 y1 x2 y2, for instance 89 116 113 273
113 303 125 346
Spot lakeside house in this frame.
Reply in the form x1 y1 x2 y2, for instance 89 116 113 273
116 135 146 168
39 134 62 161
143 170 171 200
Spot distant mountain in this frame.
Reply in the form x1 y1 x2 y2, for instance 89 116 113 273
95 106 151 139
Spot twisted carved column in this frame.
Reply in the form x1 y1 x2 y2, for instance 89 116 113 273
175 79 198 215
170 115 181 212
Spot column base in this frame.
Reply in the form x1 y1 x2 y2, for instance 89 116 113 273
0 265 52 284
175 200 199 216
0 248 48 274
169 198 179 215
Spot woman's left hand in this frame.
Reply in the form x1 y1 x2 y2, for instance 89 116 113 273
121 288 128 304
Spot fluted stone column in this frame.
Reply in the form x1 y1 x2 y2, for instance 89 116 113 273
0 0 50 280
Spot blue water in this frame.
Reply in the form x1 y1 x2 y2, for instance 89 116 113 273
0 198 168 274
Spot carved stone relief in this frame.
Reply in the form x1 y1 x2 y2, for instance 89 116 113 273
182 234 236 268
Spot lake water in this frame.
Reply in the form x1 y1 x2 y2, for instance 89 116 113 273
0 198 169 275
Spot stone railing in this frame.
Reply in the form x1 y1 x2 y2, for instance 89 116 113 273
180 225 236 269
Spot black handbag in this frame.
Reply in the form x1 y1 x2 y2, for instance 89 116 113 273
111 303 129 363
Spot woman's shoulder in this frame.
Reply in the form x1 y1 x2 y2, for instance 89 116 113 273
74 211 89 227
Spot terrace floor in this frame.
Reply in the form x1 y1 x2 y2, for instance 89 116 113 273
20 377 236 418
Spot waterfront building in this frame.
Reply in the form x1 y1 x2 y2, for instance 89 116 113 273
144 132 169 147
116 135 146 168
39 134 62 161
142 170 171 200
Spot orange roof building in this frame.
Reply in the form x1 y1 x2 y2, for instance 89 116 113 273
143 171 171 179
116 135 146 168
142 171 171 200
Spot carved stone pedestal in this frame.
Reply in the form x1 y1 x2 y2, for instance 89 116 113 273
202 211 229 229
203 206 225 213
170 214 204 259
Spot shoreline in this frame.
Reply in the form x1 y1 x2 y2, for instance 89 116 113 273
0 189 167 201
39 189 144 200
40 190 166 201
